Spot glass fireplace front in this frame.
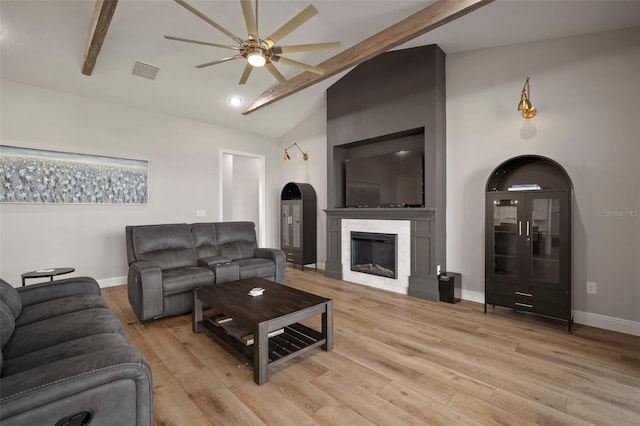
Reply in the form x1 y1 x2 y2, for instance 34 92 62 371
350 231 397 279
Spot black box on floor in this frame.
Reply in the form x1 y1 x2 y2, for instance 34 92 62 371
438 272 461 303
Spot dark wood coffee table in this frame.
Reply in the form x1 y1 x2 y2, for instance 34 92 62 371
193 277 333 385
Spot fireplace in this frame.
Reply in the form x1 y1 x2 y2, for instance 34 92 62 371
350 231 397 279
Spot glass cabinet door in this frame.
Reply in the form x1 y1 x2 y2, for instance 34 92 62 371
487 194 523 282
527 193 564 287
281 202 291 248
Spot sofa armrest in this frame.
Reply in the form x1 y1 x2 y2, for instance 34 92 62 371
254 248 286 284
197 256 231 268
127 261 163 321
16 276 100 307
0 335 152 426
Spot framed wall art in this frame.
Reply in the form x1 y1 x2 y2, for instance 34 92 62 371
0 145 149 204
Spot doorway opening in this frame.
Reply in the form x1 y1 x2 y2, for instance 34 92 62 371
219 150 266 246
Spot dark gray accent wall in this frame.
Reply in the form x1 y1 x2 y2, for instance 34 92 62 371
325 44 447 301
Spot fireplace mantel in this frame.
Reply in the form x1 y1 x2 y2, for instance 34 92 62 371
324 209 440 301
324 208 435 220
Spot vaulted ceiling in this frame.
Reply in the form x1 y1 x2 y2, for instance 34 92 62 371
2 0 639 139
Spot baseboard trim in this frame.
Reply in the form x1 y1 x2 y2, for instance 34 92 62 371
97 276 126 288
460 289 484 304
573 310 640 337
460 290 639 336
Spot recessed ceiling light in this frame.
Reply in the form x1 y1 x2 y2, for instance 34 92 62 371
228 96 243 107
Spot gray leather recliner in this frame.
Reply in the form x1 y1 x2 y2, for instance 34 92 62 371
125 221 285 321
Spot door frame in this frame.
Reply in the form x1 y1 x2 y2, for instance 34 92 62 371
218 149 266 247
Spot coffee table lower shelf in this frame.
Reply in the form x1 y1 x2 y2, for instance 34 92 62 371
199 316 326 369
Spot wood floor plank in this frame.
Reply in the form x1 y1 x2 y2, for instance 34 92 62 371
375 381 485 426
489 389 590 426
447 391 537 426
431 340 569 410
565 393 640 426
311 371 425 425
176 367 264 425
102 267 640 425
142 320 206 378
229 381 318 425
309 350 392 394
312 404 376 426
147 357 213 426
267 367 341 417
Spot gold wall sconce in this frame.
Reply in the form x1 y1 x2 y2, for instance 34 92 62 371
517 77 537 119
284 143 308 161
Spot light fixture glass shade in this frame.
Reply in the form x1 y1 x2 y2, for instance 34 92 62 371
247 51 266 67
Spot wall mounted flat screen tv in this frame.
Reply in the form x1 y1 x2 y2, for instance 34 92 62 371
345 149 424 208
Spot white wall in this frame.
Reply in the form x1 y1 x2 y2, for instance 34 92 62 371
0 80 280 285
279 27 639 332
446 27 639 326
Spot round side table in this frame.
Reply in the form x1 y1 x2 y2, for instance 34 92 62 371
21 267 75 287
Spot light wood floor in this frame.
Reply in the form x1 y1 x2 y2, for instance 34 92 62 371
102 268 640 426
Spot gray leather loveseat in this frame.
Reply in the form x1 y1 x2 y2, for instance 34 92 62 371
125 221 286 321
0 276 152 426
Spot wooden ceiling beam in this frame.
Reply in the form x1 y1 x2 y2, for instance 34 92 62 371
243 0 494 115
82 0 119 76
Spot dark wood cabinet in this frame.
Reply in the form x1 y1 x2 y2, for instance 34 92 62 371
485 155 573 331
281 182 317 270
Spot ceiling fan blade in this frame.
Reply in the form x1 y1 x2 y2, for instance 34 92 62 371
272 56 324 75
239 63 253 84
273 42 340 55
265 63 287 83
174 0 243 44
195 55 243 68
240 0 258 40
164 35 240 50
265 4 318 47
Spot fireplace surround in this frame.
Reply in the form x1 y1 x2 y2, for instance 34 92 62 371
329 210 437 299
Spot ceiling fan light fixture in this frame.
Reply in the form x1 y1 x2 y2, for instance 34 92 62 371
247 48 266 67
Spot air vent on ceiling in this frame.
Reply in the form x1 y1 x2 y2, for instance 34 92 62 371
132 61 159 80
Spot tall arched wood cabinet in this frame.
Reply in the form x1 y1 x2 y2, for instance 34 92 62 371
281 182 317 270
485 155 573 332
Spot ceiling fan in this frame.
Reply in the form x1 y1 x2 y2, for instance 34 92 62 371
164 0 340 85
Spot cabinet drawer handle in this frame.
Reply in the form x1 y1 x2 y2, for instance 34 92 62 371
518 221 522 236
515 302 533 308
515 291 532 297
